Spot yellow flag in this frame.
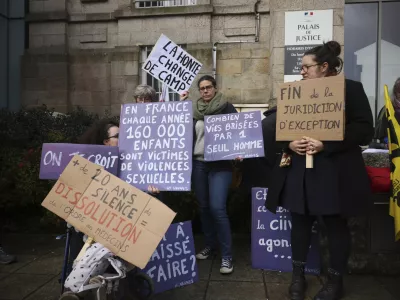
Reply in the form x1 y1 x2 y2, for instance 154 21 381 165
385 84 400 241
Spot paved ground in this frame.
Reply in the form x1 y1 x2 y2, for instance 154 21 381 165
0 234 399 300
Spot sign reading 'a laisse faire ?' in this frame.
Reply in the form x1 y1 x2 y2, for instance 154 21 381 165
142 34 202 94
119 101 193 191
251 188 320 274
204 111 265 161
39 143 119 179
141 221 199 294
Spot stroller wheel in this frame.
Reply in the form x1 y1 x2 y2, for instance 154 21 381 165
130 273 154 300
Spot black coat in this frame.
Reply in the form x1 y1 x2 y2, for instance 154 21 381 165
192 101 237 170
266 79 374 217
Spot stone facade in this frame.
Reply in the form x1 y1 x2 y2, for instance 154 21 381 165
22 0 345 114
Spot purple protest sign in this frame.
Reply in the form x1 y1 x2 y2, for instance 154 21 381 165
119 101 193 191
141 221 199 294
251 188 320 274
204 111 265 161
39 143 119 180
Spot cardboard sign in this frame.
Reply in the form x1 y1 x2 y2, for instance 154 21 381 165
39 143 119 180
251 188 320 274
41 155 176 269
276 75 345 141
142 34 202 94
204 111 265 161
141 221 199 293
119 101 193 192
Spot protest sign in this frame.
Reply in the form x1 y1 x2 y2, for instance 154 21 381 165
142 34 202 94
204 111 265 161
276 75 345 141
251 188 320 274
39 143 119 180
119 101 193 191
141 221 198 293
41 155 176 269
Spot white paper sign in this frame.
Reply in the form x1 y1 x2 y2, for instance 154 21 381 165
142 34 203 95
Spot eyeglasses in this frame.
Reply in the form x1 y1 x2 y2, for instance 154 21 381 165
199 85 214 92
300 63 321 72
136 97 152 103
108 133 119 139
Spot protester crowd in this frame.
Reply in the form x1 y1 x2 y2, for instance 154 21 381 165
4 39 399 300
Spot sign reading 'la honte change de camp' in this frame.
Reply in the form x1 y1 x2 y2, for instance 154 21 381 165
142 34 202 94
141 221 199 294
39 143 119 180
119 101 193 191
251 188 320 274
204 111 265 161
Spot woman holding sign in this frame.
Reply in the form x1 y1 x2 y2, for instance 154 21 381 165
266 41 373 300
181 75 238 274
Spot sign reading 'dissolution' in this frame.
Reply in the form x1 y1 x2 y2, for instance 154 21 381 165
39 143 119 179
276 75 345 141
142 34 202 94
284 10 333 82
141 221 199 294
119 101 193 191
251 188 320 274
204 111 265 161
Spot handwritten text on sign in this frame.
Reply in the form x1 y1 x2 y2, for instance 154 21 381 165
204 111 265 161
141 221 199 294
276 75 345 141
41 155 176 269
142 34 202 94
39 143 119 180
119 101 193 191
251 188 320 274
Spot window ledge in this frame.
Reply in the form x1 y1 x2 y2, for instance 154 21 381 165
114 4 213 19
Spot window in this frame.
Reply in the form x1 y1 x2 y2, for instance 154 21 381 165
136 0 197 8
344 0 400 122
140 46 184 102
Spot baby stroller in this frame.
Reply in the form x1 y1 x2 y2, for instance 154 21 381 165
58 224 154 300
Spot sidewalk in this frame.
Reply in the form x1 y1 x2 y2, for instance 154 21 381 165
0 234 399 300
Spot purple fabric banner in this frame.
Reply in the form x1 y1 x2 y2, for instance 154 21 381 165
118 101 193 191
141 221 199 294
204 111 265 161
251 188 320 274
39 143 119 180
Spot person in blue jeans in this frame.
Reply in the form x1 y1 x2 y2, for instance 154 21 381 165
181 75 241 274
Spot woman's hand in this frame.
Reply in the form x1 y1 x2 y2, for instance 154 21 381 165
180 91 189 101
147 185 160 195
303 136 324 155
234 156 243 162
289 139 308 155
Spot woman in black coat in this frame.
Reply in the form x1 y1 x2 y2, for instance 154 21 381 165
266 41 374 300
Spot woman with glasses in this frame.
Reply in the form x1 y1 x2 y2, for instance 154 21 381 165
266 41 374 300
181 75 239 274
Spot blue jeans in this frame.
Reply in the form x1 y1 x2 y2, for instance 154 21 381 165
192 160 233 259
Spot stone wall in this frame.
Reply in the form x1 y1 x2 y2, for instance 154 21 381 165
22 0 344 114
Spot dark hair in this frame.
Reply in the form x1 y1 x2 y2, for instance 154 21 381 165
197 75 217 89
304 41 343 75
77 118 119 145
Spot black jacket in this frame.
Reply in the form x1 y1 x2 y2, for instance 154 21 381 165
193 102 237 170
266 79 374 216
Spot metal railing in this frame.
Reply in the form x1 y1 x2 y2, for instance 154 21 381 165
133 0 197 8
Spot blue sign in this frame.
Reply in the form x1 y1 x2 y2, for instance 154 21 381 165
251 188 320 274
141 221 199 293
118 102 193 191
204 111 265 161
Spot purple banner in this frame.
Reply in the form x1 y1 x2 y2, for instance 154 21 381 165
119 102 193 191
39 143 119 180
141 221 199 294
204 111 265 161
251 188 320 274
